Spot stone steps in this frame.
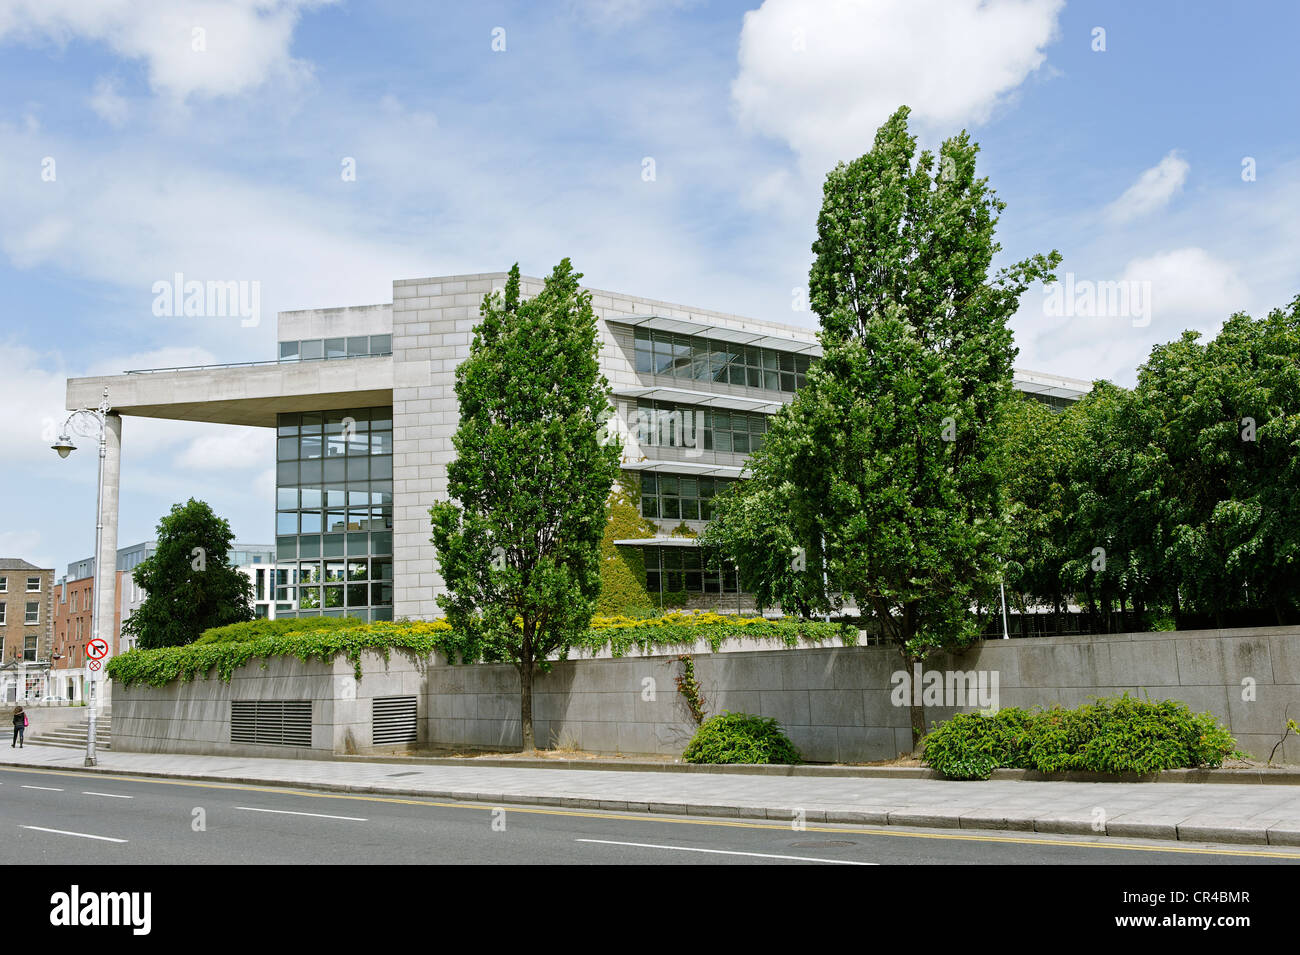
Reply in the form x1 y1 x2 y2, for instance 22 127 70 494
24 715 112 750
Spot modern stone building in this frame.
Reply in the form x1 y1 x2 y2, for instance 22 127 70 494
65 272 1091 625
0 559 56 702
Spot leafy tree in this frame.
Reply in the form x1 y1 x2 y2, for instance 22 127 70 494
998 395 1082 634
120 498 253 649
710 106 1060 749
430 260 621 752
1132 299 1300 626
1058 382 1164 632
700 478 833 619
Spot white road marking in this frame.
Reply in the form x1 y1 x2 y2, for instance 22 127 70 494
21 785 63 792
235 806 368 822
83 792 133 799
576 838 877 865
21 825 127 843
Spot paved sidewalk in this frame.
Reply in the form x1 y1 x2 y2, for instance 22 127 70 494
4 743 1300 846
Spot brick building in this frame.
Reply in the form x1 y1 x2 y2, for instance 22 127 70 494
0 559 55 703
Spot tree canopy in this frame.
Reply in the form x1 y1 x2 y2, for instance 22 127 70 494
121 498 253 649
430 260 621 751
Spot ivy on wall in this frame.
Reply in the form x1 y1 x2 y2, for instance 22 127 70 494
595 473 660 616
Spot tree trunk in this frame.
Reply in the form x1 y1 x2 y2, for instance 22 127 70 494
905 650 925 753
519 661 535 754
910 697 926 753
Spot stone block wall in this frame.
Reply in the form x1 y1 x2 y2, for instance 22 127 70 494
110 627 1300 764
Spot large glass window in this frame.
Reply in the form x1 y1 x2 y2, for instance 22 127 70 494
277 336 392 363
640 473 734 522
643 546 737 595
276 406 394 621
633 400 767 455
632 327 809 393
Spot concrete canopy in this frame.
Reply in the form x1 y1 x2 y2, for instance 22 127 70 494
65 356 395 427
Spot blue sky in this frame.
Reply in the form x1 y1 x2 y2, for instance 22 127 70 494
1 0 1297 571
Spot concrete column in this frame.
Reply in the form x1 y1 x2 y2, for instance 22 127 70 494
93 413 121 706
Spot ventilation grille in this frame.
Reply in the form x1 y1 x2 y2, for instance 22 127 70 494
372 696 418 745
231 700 313 747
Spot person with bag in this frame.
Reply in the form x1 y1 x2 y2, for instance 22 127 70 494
12 706 26 748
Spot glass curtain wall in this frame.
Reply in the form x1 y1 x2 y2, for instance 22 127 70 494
275 407 394 620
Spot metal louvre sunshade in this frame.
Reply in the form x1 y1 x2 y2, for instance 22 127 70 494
612 384 788 415
611 314 823 355
616 459 748 478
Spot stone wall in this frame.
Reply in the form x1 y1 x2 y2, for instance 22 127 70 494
109 626 1300 764
111 651 431 758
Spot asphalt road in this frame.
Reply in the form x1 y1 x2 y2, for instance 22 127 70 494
2 765 1298 865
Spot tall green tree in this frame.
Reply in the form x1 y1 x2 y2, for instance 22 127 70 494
430 260 621 752
1132 298 1300 626
712 106 1060 748
700 478 834 619
998 395 1083 634
120 498 253 649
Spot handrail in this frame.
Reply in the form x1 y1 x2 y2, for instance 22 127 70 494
123 352 392 374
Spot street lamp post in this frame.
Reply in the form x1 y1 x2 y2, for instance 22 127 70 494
51 387 112 767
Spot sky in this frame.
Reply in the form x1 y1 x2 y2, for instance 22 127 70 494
1 0 1297 572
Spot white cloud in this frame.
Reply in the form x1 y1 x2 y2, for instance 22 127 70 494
1121 247 1247 326
176 427 274 471
567 0 699 27
1015 248 1250 386
0 529 52 569
1106 151 1189 224
0 0 332 100
89 76 130 126
732 0 1064 173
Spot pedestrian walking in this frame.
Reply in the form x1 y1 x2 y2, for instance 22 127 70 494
12 706 27 748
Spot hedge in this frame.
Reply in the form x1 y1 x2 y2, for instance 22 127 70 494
920 696 1243 779
106 614 849 688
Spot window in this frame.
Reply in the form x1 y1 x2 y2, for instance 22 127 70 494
643 546 737 595
0 603 5 625
631 327 809 393
26 577 39 592
633 401 768 455
24 602 38 625
276 406 394 622
0 576 6 593
640 473 735 522
23 635 36 662
279 337 391 363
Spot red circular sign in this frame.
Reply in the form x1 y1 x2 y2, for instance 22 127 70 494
88 660 102 671
87 638 109 660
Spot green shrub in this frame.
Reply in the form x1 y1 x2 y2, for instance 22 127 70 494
682 712 801 765
921 695 1241 779
918 707 1037 778
194 616 362 644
